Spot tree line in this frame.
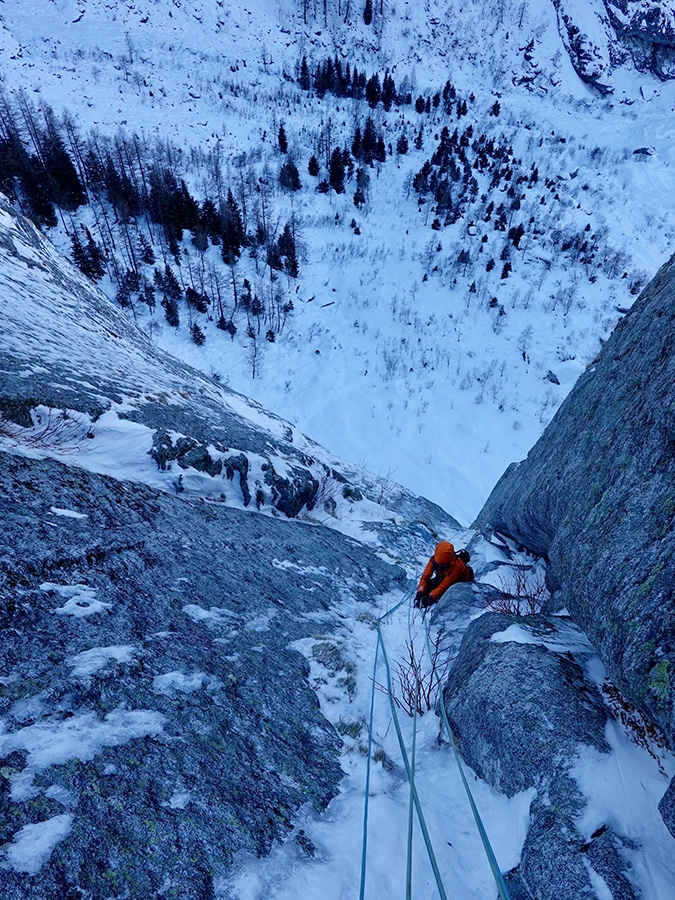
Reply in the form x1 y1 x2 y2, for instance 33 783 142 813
0 91 299 346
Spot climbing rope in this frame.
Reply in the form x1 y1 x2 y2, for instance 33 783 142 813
359 584 512 900
359 586 449 900
406 600 418 900
358 633 380 900
377 620 449 900
359 587 412 900
423 614 512 900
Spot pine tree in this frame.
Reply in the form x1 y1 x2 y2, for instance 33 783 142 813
279 159 301 191
278 123 288 154
162 294 180 327
70 231 90 276
221 189 245 265
382 72 396 111
84 228 106 280
138 233 155 265
351 126 363 161
361 118 377 165
308 155 320 176
186 286 209 313
41 127 86 211
363 0 373 25
299 56 311 91
70 228 105 281
365 74 381 109
191 323 206 345
375 137 386 163
329 147 345 193
277 222 299 277
396 134 409 155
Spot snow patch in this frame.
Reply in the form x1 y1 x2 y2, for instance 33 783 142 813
42 583 112 618
68 645 137 676
152 671 220 694
182 604 238 624
49 506 88 519
1 814 73 875
0 708 165 800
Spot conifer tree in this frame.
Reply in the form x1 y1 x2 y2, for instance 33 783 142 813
365 74 381 109
361 118 378 165
191 323 206 345
278 222 299 277
329 147 345 193
221 189 245 265
396 134 409 155
84 228 106 280
70 231 90 277
363 0 373 25
382 72 396 111
278 123 288 154
299 56 311 91
279 158 301 191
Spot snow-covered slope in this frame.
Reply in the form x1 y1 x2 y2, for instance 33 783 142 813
2 0 675 524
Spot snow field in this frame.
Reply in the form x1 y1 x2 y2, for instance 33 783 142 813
3 0 675 523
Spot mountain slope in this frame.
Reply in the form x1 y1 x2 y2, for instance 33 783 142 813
1 0 675 521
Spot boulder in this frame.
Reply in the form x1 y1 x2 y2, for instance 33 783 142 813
439 610 639 899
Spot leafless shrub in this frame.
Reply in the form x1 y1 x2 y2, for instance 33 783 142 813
378 632 451 717
0 408 93 452
601 680 670 775
488 566 549 616
376 466 397 505
314 469 341 508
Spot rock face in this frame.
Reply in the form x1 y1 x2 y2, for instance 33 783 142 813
0 451 404 899
437 604 640 900
604 0 675 80
551 0 675 87
0 200 448 896
553 0 614 94
475 254 675 829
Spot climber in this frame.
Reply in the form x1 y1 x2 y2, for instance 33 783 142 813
414 541 473 608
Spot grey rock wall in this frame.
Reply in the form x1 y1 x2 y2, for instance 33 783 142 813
604 0 675 80
0 452 404 898
475 253 675 831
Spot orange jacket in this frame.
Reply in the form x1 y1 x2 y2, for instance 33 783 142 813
417 550 469 602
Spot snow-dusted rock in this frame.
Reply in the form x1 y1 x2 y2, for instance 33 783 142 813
0 199 439 898
476 252 675 835
553 0 614 93
0 450 404 898
440 610 639 899
604 0 675 79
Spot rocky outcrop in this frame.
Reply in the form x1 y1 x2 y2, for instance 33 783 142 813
475 253 675 832
553 0 614 94
0 199 451 896
550 0 675 87
604 0 675 80
437 604 639 899
0 451 405 898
